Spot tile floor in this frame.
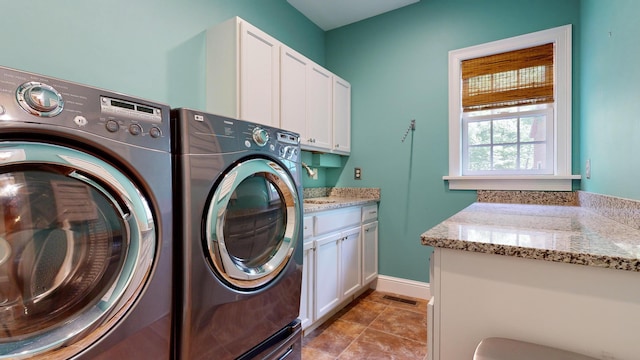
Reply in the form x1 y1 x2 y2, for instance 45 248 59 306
301 289 428 359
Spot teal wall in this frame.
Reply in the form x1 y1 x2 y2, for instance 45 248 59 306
324 0 581 282
6 0 635 284
580 0 640 200
0 0 324 110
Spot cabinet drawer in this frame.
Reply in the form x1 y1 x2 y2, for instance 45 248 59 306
303 216 314 239
314 207 361 236
362 204 378 222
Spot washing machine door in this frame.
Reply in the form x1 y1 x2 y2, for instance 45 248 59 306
205 158 300 289
0 142 156 359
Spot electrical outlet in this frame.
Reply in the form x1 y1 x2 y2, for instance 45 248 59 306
585 159 591 179
354 167 362 180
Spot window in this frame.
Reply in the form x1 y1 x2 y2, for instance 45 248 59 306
445 25 579 190
463 104 553 175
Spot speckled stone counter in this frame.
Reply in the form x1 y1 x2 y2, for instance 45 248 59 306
425 193 640 360
303 197 379 213
421 202 640 272
302 187 380 213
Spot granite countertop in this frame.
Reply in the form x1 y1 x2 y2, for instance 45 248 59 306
421 202 640 272
303 196 379 213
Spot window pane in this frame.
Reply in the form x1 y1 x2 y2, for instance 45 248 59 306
462 106 552 175
468 121 491 145
468 146 491 171
520 143 547 170
493 118 518 144
520 116 546 142
493 145 517 170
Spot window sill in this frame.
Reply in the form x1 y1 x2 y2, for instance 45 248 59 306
443 175 581 191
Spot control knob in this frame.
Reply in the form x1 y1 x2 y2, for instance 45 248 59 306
252 127 269 147
16 81 64 117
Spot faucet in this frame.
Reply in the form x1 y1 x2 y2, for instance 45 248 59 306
301 162 316 177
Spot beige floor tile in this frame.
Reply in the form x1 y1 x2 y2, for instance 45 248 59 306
369 307 428 343
302 291 428 360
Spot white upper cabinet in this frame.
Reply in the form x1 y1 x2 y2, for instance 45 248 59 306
206 17 350 154
281 48 334 152
206 17 280 127
280 47 308 138
333 76 351 154
305 63 333 151
239 21 280 127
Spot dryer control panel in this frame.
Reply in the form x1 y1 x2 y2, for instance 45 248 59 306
240 123 300 162
172 108 301 163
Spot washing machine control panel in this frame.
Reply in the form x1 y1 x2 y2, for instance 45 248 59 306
0 65 171 152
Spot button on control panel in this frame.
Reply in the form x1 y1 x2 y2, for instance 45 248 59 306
129 124 142 136
106 120 120 133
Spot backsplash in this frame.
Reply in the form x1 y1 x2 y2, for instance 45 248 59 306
477 190 578 206
478 190 640 231
578 191 640 231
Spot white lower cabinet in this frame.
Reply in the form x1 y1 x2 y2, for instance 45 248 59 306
299 204 378 332
314 232 342 319
299 216 314 329
314 225 362 320
362 220 378 285
299 240 315 329
340 227 362 299
361 204 379 286
313 206 361 322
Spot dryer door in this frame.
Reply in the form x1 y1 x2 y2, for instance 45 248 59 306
205 158 300 289
0 142 156 359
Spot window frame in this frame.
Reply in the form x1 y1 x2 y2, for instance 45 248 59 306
444 25 580 191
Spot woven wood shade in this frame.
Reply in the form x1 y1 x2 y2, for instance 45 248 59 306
462 43 554 111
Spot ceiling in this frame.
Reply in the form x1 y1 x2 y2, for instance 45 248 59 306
287 0 420 31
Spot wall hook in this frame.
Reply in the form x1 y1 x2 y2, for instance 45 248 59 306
401 119 416 143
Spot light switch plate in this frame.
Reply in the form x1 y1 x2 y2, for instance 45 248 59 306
585 159 591 179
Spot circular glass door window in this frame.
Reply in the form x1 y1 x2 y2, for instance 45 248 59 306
0 169 126 339
206 159 300 289
0 142 155 359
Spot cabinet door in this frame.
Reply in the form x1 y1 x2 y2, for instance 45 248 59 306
239 21 280 127
340 226 362 299
333 76 351 154
300 241 315 329
362 221 378 285
306 64 332 151
280 47 308 137
314 233 341 319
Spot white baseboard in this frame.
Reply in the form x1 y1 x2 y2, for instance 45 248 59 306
371 275 430 300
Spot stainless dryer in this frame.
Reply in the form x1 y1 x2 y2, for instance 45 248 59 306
171 108 303 360
0 66 173 359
